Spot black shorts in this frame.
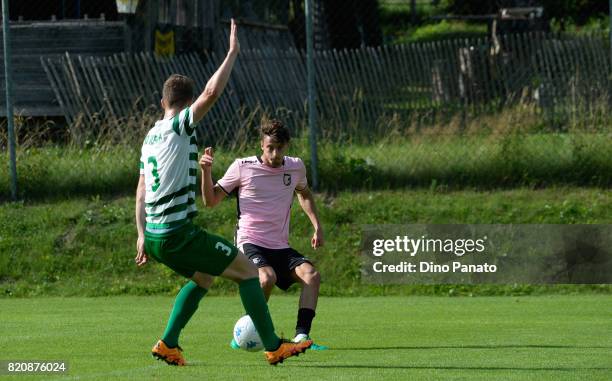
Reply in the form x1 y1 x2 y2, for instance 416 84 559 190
243 243 312 291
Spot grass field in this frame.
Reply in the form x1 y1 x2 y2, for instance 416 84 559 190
1 295 611 380
1 188 611 297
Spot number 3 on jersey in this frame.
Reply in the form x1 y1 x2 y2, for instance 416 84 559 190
148 156 161 192
215 242 232 256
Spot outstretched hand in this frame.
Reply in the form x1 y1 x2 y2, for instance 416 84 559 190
229 18 240 55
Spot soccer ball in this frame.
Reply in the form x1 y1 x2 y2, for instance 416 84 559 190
233 315 263 352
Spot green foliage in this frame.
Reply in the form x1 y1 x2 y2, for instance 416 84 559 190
550 16 610 35
378 0 487 45
1 188 610 297
383 19 488 45
314 149 376 191
379 0 609 43
403 20 487 44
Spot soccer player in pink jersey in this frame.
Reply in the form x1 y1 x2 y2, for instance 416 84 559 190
200 120 327 350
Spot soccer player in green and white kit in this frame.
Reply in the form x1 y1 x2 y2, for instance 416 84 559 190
135 20 311 366
200 120 328 350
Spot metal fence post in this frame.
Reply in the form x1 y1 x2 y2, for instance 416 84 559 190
305 0 319 191
2 0 17 200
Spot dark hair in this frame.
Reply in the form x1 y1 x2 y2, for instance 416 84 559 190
162 74 195 108
260 120 290 144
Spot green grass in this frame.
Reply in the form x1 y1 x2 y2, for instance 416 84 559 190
381 19 488 45
378 0 488 45
0 145 141 201
1 188 610 297
1 295 611 380
320 133 612 190
2 132 610 200
404 20 487 44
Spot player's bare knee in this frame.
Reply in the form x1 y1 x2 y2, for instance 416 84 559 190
302 269 320 286
260 274 277 290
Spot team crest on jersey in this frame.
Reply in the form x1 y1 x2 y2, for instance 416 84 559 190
283 173 292 186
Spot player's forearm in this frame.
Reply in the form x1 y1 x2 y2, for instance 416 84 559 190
299 194 322 231
201 169 218 207
201 50 238 102
135 183 146 237
306 206 323 232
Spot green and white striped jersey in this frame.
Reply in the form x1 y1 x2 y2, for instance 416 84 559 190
139 107 198 235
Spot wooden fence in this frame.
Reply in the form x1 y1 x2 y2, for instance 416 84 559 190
42 32 612 145
0 20 126 117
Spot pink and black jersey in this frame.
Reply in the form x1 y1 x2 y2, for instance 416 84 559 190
216 155 308 250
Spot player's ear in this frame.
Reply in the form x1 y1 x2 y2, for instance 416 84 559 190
160 98 166 109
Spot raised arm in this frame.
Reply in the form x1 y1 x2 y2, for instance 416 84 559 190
199 147 228 208
296 186 324 249
191 19 240 124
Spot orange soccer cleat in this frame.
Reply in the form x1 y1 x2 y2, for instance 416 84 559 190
264 339 313 365
151 340 186 366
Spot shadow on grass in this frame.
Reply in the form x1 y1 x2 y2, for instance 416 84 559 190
332 344 612 351
291 364 612 371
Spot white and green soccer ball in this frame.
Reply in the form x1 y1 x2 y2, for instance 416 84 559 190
233 315 263 352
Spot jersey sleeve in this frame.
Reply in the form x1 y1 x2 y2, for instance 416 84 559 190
171 106 196 136
216 159 241 195
295 159 308 191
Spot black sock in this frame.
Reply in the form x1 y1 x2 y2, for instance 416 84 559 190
295 308 316 336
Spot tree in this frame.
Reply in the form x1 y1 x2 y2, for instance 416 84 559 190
322 0 381 50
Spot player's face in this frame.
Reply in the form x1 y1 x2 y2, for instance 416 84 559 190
260 136 288 167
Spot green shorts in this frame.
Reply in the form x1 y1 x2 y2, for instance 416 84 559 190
144 222 238 278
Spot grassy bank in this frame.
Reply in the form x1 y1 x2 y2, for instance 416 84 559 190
1 188 610 297
1 132 610 200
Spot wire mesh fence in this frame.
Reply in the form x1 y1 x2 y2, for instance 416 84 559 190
1 1 611 201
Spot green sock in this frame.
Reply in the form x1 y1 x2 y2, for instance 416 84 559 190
162 281 207 348
238 278 281 351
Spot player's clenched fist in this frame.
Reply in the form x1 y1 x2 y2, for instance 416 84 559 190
135 236 148 266
199 147 214 169
311 229 324 249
